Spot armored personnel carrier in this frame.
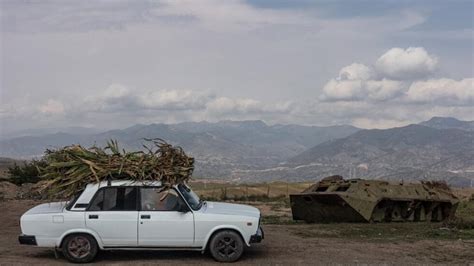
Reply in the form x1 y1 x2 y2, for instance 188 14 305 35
290 176 459 223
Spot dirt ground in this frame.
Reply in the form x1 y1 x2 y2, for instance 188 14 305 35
1 200 473 265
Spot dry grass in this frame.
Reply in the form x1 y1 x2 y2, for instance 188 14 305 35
190 180 312 200
39 139 194 198
453 187 474 201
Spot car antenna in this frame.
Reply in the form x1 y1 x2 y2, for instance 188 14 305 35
107 176 112 186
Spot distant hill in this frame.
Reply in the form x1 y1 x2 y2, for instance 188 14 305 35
290 124 473 166
0 126 104 140
2 117 473 186
0 120 359 177
281 124 474 186
420 117 474 131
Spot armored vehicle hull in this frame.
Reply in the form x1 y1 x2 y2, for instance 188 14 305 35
290 176 459 223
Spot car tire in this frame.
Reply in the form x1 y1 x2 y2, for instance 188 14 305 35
62 234 98 263
209 230 244 262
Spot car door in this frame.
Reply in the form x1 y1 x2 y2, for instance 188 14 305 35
138 187 194 247
85 187 139 247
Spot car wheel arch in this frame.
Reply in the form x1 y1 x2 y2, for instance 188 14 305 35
58 229 103 249
204 226 247 252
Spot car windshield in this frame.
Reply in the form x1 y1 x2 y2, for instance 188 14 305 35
177 184 202 210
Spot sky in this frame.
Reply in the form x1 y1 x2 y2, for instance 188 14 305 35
1 0 473 134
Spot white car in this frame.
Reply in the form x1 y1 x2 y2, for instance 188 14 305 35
19 180 264 263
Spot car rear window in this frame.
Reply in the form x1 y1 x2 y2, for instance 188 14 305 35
88 187 138 211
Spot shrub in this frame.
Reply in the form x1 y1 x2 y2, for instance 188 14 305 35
8 160 46 185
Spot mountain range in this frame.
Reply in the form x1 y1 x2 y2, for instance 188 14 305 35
0 117 473 186
0 120 359 177
282 123 474 186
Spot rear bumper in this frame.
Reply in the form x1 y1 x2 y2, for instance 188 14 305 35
249 226 264 243
19 235 37 245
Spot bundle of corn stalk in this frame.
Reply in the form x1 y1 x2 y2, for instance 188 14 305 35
38 139 194 198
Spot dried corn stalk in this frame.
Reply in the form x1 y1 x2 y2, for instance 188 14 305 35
38 139 194 198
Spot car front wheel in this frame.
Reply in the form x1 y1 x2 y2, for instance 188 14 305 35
62 234 98 263
209 230 244 262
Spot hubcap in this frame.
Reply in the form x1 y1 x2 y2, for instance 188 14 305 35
67 236 91 259
215 236 238 258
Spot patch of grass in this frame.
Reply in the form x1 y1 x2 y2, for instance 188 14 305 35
269 199 291 212
261 215 296 225
455 200 474 221
443 201 474 230
191 181 312 200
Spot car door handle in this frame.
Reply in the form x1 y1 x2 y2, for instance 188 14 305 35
140 215 151 219
89 215 99 219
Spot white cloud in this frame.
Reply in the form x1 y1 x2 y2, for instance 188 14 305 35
1 0 314 33
206 97 260 114
316 46 473 128
149 0 313 31
406 78 474 105
1 1 156 33
72 84 296 125
320 47 470 104
85 85 214 112
206 97 292 115
103 84 130 99
1 2 473 132
338 63 374 81
365 79 406 101
321 61 405 102
375 47 438 80
321 79 364 101
38 99 65 115
142 90 212 110
321 79 405 102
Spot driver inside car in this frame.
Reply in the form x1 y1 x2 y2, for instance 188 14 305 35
142 188 179 211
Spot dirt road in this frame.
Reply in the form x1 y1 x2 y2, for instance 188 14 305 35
1 200 473 265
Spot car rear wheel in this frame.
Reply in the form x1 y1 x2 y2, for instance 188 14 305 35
209 230 244 262
62 234 98 263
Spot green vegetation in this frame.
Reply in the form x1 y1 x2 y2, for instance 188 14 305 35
7 160 47 185
444 201 474 230
0 157 22 178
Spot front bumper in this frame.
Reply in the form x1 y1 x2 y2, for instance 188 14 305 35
250 226 264 243
19 235 37 245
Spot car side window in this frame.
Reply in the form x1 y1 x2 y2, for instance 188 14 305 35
140 187 185 211
88 187 137 211
88 189 104 211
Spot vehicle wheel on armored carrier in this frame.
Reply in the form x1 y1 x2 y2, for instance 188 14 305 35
370 200 455 222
